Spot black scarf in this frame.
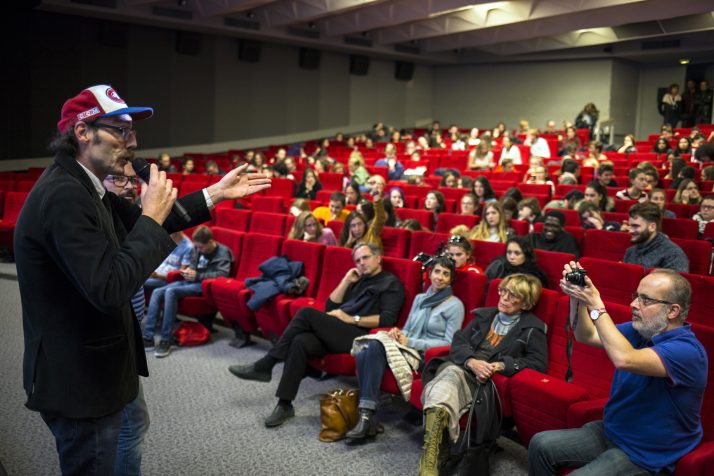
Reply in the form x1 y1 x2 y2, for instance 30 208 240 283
419 285 453 310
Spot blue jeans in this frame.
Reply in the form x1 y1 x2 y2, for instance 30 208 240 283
143 277 167 293
355 340 388 411
143 281 202 342
116 381 149 476
528 420 655 476
41 408 123 476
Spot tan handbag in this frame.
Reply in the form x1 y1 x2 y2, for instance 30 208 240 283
318 388 359 442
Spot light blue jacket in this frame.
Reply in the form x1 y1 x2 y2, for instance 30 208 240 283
402 287 465 352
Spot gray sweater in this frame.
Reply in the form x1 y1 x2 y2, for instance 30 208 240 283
623 232 689 273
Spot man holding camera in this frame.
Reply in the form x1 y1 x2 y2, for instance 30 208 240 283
528 263 707 475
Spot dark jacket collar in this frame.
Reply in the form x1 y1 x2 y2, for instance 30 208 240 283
55 152 102 202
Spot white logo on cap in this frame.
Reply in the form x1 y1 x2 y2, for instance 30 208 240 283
77 107 101 120
105 87 126 104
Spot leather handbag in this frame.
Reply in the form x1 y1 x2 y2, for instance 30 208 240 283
318 388 359 442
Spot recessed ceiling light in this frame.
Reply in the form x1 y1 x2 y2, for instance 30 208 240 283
680 59 690 65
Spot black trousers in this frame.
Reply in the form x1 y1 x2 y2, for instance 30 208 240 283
268 307 367 401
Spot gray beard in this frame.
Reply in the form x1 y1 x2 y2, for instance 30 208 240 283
632 311 669 340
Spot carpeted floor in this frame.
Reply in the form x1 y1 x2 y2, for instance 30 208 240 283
0 264 529 475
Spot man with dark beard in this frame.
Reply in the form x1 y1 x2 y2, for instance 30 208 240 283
528 265 707 475
623 202 688 272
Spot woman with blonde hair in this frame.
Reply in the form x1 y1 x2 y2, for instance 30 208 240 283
287 211 337 246
348 151 370 187
468 202 513 243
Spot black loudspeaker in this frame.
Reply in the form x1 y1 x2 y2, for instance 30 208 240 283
299 48 321 70
395 61 414 81
175 31 202 56
349 55 369 76
238 39 261 62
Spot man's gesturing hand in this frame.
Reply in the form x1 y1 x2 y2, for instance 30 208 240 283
206 164 272 204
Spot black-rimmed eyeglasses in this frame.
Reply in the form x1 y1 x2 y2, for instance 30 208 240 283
106 175 139 187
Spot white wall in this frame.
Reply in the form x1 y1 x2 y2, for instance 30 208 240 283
432 60 613 131
635 65 686 139
609 60 640 140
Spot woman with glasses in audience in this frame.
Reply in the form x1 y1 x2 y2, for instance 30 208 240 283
417 273 547 475
459 193 479 216
346 256 465 444
287 211 337 246
485 236 547 287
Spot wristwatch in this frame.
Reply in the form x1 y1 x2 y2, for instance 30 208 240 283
353 314 361 324
589 308 607 321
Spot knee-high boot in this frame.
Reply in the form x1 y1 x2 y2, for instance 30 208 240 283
418 407 450 476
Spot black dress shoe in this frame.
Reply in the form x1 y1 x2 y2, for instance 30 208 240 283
264 404 295 428
345 409 378 442
228 364 271 382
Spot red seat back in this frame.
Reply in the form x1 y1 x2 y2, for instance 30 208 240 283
662 218 699 241
281 240 325 298
579 257 645 306
249 212 287 236
381 256 422 327
179 181 208 197
535 249 576 291
397 208 435 230
671 237 712 275
582 229 632 262
381 226 411 259
691 324 714 441
314 246 355 302
251 196 285 213
234 233 283 281
435 213 479 234
262 177 294 201
453 271 488 326
210 227 245 275
681 272 714 327
318 172 345 191
214 208 251 232
408 231 450 259
2 192 28 224
470 240 506 270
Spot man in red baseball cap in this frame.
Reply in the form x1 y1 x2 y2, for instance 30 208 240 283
14 85 271 475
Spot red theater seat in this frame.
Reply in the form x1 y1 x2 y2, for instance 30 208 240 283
582 229 631 262
435 213 479 234
470 240 506 270
397 208 435 230
253 240 325 340
381 226 411 258
249 212 287 236
662 218 699 241
207 233 283 336
214 208 251 232
262 178 295 201
408 231 450 259
251 196 285 213
535 249 576 291
671 237 712 275
0 191 28 251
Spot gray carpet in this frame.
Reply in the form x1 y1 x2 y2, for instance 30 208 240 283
0 264 529 475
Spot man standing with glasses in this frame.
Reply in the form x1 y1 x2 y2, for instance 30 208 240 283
14 84 270 475
528 265 707 476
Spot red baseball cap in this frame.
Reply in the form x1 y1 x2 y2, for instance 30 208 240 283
57 84 153 133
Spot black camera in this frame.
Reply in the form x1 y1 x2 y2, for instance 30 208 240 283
565 268 587 286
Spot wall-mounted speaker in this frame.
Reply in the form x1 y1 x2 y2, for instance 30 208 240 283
175 31 202 56
395 61 414 81
349 55 369 76
238 39 261 62
299 48 321 70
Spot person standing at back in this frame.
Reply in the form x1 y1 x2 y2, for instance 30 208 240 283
14 84 270 475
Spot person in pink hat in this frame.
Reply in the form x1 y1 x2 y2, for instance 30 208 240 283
14 85 271 475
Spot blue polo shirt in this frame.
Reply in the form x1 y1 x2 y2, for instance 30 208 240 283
604 323 708 473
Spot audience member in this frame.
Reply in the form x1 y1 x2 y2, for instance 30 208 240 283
181 157 195 175
205 160 225 176
623 202 688 272
674 136 692 157
500 197 518 221
661 83 682 127
616 168 649 202
583 140 606 167
289 198 311 217
574 102 599 136
485 236 548 287
348 152 370 187
596 162 618 188
288 211 337 246
424 190 445 228
339 190 386 252
670 165 696 190
692 195 714 238
528 210 581 258
347 256 464 443
578 201 621 231
344 180 362 205
525 129 551 159
143 226 234 357
652 138 672 156
313 192 350 223
544 189 584 211
517 197 543 231
557 159 580 185
467 142 494 170
389 187 405 209
694 79 713 124
419 274 547 475
648 188 676 219
400 219 424 232
444 235 484 275
375 143 404 181
617 134 637 154
460 192 478 216
143 231 194 293
228 243 405 428
295 169 322 200
439 170 460 188
156 152 176 173
584 180 614 211
525 165 555 196
529 267 706 476
559 126 582 154
673 178 702 205
466 202 513 243
500 135 522 165
473 176 498 211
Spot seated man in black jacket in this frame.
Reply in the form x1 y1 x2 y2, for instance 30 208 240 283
229 242 405 427
528 210 581 258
